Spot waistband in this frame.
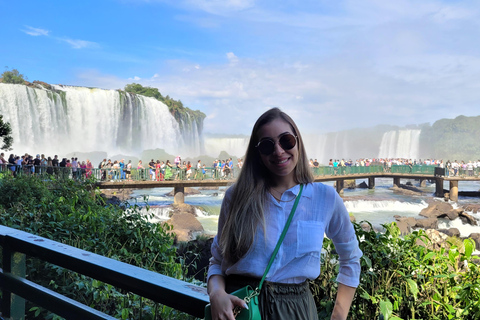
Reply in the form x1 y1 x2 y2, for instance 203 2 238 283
225 274 310 295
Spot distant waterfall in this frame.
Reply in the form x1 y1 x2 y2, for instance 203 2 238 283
378 130 421 159
203 136 249 158
0 83 202 156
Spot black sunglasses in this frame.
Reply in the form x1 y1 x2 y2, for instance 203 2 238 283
255 133 297 155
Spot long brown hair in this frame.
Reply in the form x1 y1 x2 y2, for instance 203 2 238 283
219 108 313 263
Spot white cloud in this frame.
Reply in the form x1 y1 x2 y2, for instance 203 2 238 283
226 52 239 65
184 0 255 15
22 26 49 36
60 38 98 49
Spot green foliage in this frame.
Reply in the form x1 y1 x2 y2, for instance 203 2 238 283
0 114 13 150
311 221 480 320
1 67 26 84
420 115 480 160
123 83 205 132
0 175 189 319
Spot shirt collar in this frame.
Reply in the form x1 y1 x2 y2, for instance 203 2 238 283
285 183 313 199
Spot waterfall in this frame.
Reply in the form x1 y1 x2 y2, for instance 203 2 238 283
203 136 249 158
0 83 202 156
378 129 421 159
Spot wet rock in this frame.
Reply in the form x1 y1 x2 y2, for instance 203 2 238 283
419 202 459 220
390 185 425 196
415 218 438 229
166 187 201 196
357 181 368 188
166 212 204 242
395 216 416 235
470 233 480 251
459 212 478 226
345 180 356 189
464 204 480 214
416 229 449 250
101 188 134 202
360 222 372 232
438 228 460 237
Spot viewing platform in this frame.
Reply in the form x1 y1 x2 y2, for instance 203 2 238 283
94 167 480 202
2 164 478 202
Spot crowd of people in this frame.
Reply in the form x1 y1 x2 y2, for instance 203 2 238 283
308 157 480 176
0 152 246 182
2 152 480 181
0 152 95 178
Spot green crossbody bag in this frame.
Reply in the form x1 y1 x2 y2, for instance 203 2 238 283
204 184 304 320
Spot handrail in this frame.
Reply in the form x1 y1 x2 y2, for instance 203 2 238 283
0 225 209 319
1 164 459 183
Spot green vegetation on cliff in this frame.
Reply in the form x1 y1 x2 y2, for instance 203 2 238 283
419 115 480 160
124 83 205 132
0 114 13 150
1 68 27 84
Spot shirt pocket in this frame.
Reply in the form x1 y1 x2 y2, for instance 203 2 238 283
296 221 325 258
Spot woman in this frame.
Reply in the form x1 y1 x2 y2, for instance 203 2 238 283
46 157 54 175
155 160 162 181
137 160 145 180
85 159 93 178
186 161 192 179
207 108 362 320
164 160 173 180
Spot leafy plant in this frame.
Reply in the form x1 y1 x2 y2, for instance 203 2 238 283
0 174 188 319
311 221 480 320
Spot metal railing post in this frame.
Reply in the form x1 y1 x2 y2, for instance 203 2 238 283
1 245 26 319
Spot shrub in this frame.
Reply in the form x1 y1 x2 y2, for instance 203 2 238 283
0 174 188 319
312 221 480 320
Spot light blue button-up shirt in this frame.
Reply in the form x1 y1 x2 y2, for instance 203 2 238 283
208 183 362 288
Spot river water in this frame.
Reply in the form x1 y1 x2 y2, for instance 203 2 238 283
129 178 480 241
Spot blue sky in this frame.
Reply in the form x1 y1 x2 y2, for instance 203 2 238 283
1 0 480 135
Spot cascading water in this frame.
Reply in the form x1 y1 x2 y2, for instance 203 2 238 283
0 83 203 156
378 130 421 159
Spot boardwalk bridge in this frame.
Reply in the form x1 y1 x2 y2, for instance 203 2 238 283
96 165 480 202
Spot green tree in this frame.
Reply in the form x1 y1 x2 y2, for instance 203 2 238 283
1 67 26 84
0 114 13 150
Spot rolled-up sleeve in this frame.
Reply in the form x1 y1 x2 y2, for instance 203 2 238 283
326 189 362 288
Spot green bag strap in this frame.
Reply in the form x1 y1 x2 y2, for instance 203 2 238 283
257 184 304 291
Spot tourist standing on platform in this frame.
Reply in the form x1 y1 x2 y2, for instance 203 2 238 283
47 157 53 175
126 160 132 180
186 161 192 180
71 158 78 179
149 159 155 181
196 160 202 179
155 160 162 181
467 161 474 177
86 159 93 178
207 108 362 320
119 159 125 180
164 160 173 180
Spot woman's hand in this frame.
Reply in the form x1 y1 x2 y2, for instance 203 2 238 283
209 289 248 320
208 275 248 320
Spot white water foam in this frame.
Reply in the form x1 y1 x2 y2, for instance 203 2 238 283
345 200 428 213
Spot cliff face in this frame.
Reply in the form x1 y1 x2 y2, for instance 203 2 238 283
419 115 480 161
